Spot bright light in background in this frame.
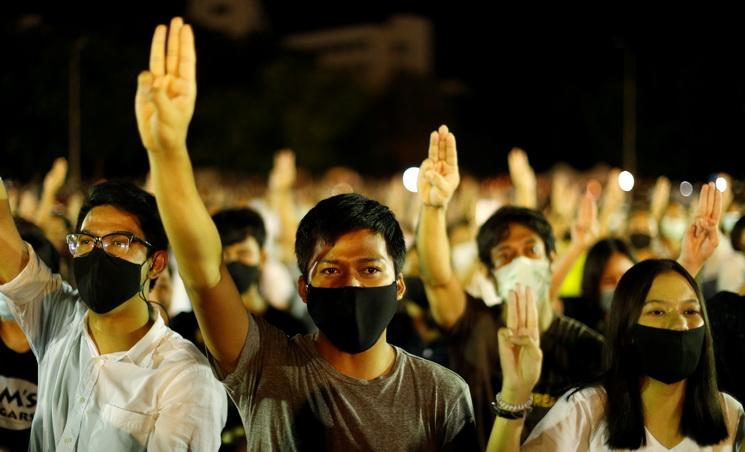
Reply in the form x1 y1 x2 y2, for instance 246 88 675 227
715 176 728 192
402 167 419 193
618 170 634 192
680 181 693 197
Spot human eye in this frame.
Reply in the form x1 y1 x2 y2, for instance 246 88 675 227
319 267 339 275
363 266 382 275
685 308 701 316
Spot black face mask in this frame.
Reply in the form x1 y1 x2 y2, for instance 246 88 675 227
73 247 147 314
226 262 260 294
629 233 652 249
306 282 398 354
632 324 705 384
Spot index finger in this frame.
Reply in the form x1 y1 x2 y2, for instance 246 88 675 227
428 131 438 162
507 289 518 331
149 24 167 77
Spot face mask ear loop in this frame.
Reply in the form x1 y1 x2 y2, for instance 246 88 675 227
138 259 170 324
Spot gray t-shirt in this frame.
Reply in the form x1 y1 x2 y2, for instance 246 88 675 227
211 315 477 451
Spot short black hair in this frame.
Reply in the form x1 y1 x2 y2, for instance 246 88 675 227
76 180 168 254
212 207 267 249
295 193 405 278
15 217 61 274
603 259 727 449
476 206 555 269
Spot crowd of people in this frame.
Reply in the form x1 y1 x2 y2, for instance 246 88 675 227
1 17 744 451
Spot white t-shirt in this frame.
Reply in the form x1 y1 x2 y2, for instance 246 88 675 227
522 386 743 452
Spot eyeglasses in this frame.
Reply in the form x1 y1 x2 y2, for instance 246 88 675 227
65 232 152 259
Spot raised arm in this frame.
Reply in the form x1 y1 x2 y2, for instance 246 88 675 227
678 182 721 277
416 125 465 329
487 285 542 452
268 149 298 266
550 191 598 301
507 148 537 209
0 179 28 284
35 157 68 237
135 17 247 372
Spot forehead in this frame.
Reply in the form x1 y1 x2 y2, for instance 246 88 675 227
494 223 543 249
309 229 392 267
224 235 260 252
80 205 144 237
645 272 698 304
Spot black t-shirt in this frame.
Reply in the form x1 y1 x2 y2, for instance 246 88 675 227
706 291 745 405
446 295 606 450
0 336 38 452
562 295 607 335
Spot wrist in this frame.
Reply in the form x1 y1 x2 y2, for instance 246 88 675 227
500 387 532 406
421 202 447 210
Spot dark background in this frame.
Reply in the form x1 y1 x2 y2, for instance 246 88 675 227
2 2 744 183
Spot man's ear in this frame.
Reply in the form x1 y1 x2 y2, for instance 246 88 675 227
548 250 557 273
259 249 268 269
395 273 406 301
298 275 308 304
148 250 168 280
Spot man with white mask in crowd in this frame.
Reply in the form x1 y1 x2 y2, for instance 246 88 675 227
416 125 606 449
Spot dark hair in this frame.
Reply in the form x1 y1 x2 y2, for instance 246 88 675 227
476 206 555 269
731 214 745 252
603 259 727 449
76 180 168 254
212 207 267 250
295 193 405 278
581 238 636 305
14 217 61 274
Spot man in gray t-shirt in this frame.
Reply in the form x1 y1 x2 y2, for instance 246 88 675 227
139 17 477 451
214 315 474 450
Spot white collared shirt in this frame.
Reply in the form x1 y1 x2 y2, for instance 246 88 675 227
0 244 227 451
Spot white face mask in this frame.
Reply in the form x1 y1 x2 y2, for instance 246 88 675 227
492 256 551 307
660 217 688 241
722 212 741 235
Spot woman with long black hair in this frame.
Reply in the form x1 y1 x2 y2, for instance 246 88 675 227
487 259 744 451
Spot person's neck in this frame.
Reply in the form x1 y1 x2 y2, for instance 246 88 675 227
641 377 687 448
86 297 153 355
0 319 31 353
314 331 396 380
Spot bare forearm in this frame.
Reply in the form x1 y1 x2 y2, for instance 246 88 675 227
417 205 453 284
148 150 222 290
486 417 524 452
269 188 297 264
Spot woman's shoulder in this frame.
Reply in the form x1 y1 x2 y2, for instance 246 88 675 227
721 392 744 421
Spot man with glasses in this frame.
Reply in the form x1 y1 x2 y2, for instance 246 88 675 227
0 179 227 451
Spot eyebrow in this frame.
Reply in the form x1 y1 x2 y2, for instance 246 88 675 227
79 229 135 237
318 257 386 265
644 299 700 305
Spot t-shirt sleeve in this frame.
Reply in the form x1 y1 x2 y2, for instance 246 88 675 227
440 381 479 451
521 388 601 452
0 242 81 360
208 314 292 409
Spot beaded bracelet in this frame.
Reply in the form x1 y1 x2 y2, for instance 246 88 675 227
490 402 526 419
495 392 533 413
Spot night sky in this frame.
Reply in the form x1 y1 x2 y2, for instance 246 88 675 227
2 2 744 183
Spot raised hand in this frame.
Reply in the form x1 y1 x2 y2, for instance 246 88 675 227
269 149 297 191
418 125 460 208
679 182 722 276
508 148 537 208
42 158 68 193
570 190 598 249
650 176 671 221
498 284 542 402
135 17 196 154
